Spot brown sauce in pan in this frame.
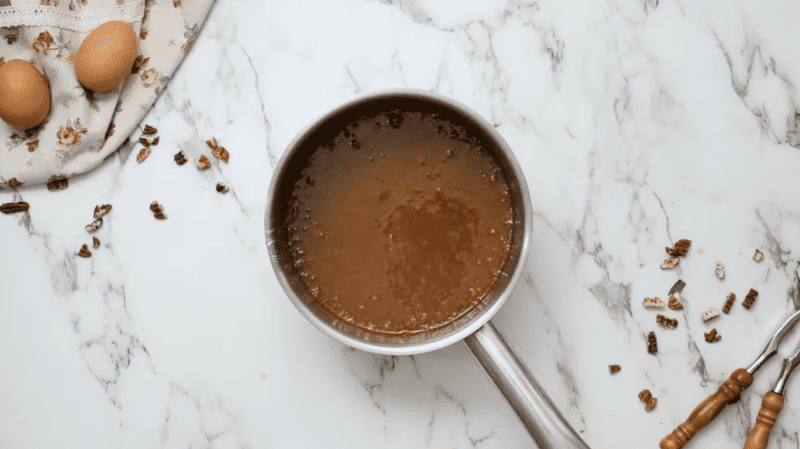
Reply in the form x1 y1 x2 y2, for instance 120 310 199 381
287 111 513 334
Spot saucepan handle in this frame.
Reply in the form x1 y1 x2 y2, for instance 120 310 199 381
463 320 591 449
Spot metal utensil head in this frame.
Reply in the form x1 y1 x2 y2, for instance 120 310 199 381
265 89 533 355
748 309 800 375
772 339 800 395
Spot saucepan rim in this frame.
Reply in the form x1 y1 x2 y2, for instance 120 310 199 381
265 88 533 355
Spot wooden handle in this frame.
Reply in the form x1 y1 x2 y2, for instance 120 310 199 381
660 368 753 449
742 391 784 449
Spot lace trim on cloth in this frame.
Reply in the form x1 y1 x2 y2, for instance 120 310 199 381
0 1 144 33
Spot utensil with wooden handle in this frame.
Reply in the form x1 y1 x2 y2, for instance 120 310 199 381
660 310 800 449
742 344 800 449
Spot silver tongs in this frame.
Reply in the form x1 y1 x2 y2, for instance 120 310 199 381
660 309 800 449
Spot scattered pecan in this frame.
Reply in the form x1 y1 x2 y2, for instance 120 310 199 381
174 150 187 165
137 146 151 163
93 204 112 219
139 137 150 147
666 239 691 257
638 389 652 403
8 178 22 188
197 155 211 169
150 201 167 219
667 295 683 310
704 328 721 343
150 201 163 213
213 147 229 162
173 0 181 6
668 279 686 296
743 288 758 309
722 293 735 314
656 314 678 329
206 137 229 162
143 124 158 135
701 308 721 322
646 331 657 355
77 244 92 258
27 139 39 152
85 217 103 232
643 297 664 308
47 176 68 191
216 182 229 193
753 249 763 262
645 397 658 412
0 201 29 214
715 261 725 279
93 237 100 248
660 257 679 269
608 364 621 374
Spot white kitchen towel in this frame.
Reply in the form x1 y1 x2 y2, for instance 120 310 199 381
0 0 215 189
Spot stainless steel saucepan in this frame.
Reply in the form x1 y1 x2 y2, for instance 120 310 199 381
265 88 590 449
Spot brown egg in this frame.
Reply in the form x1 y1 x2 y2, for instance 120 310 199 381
0 59 51 130
75 21 138 92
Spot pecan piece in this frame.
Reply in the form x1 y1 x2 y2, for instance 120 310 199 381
47 176 68 191
743 288 758 309
704 328 721 343
660 257 679 269
174 150 188 166
93 204 112 219
207 137 229 163
646 331 657 355
701 308 721 322
143 124 157 135
85 217 103 232
197 155 211 169
715 261 725 279
722 293 735 314
77 244 92 258
643 297 664 308
150 201 163 213
216 182 229 193
656 314 678 329
666 239 691 257
0 201 29 214
137 146 151 163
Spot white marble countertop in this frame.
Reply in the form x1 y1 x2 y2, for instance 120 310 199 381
3 0 800 447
